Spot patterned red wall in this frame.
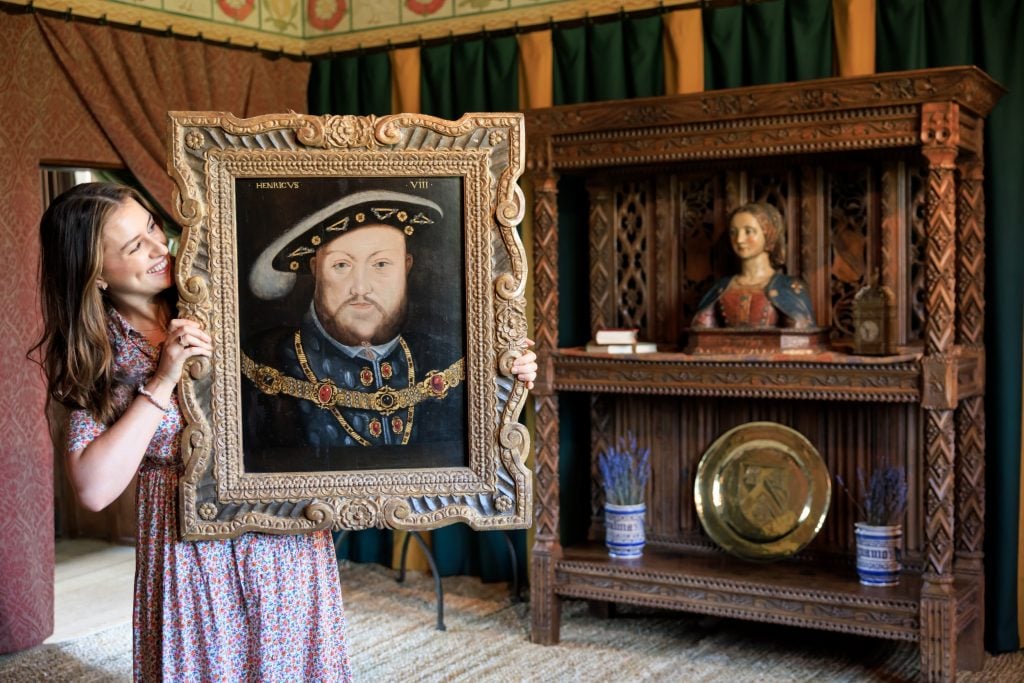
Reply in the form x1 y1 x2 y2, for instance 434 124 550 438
0 11 309 652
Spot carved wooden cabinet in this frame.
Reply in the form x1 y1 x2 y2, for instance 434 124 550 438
525 68 1003 682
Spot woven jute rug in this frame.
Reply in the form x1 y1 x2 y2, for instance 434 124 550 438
1 561 1020 682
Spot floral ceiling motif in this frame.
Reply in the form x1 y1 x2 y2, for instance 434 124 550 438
15 0 670 56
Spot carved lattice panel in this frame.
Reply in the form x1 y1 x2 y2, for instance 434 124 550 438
678 176 717 322
909 165 929 341
829 168 870 338
749 172 791 216
614 182 651 330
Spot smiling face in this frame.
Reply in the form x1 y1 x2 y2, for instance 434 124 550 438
311 225 413 346
729 211 768 261
97 198 172 306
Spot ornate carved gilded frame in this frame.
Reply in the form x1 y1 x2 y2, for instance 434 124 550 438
168 111 530 540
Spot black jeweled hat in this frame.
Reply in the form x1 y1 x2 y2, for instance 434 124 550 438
249 190 443 300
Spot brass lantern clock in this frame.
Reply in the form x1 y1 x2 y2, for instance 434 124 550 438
852 281 895 355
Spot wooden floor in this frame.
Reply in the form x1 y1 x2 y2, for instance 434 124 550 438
47 539 135 643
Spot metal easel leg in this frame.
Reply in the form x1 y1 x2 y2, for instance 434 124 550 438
397 530 446 631
501 530 521 602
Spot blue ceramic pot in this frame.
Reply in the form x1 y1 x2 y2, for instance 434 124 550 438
854 522 902 586
605 503 646 559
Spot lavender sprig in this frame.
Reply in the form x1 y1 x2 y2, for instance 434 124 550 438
836 466 908 526
598 432 651 506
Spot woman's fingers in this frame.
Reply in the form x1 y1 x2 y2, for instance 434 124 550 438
155 320 211 381
166 319 212 352
167 319 210 341
174 330 212 353
511 349 538 389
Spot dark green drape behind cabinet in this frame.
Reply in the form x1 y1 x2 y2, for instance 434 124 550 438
703 0 832 90
308 51 391 118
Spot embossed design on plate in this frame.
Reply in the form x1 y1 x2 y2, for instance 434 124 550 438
694 421 830 561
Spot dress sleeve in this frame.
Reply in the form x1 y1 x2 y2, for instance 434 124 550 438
66 407 106 455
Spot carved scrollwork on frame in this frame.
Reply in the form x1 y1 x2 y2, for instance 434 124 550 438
168 112 531 540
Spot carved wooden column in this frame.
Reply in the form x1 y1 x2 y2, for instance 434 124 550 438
588 179 616 332
918 102 960 683
586 179 615 542
881 162 911 347
800 166 829 329
954 154 987 670
530 170 563 644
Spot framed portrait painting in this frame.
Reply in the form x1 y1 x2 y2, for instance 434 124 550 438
168 112 530 540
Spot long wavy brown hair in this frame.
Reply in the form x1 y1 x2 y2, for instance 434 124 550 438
31 182 153 425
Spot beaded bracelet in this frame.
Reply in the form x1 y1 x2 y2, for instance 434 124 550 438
136 384 170 412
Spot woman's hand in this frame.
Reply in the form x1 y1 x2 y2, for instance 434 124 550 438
511 339 538 390
152 319 213 388
69 319 212 512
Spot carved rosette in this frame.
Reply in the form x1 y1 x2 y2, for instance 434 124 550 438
169 112 531 540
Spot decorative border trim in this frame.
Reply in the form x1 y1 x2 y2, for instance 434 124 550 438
11 0 676 56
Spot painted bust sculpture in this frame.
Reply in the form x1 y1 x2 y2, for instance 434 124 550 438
692 202 815 330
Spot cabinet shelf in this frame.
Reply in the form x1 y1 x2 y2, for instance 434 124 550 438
553 348 922 402
555 544 978 643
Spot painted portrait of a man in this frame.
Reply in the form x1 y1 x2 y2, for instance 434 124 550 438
235 177 468 472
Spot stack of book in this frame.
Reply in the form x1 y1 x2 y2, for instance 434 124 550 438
585 328 657 354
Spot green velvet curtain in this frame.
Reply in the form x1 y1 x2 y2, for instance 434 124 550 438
307 50 391 118
421 35 519 118
703 0 832 90
417 33 527 582
308 50 394 566
877 0 1024 653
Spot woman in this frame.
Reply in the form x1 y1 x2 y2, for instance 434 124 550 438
34 182 352 679
35 182 539 680
692 202 814 329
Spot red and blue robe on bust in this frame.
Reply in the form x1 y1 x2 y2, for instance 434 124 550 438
692 272 815 329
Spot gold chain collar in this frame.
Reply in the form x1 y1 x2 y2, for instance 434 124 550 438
240 333 464 446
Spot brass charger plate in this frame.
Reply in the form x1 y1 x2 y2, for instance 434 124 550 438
694 422 831 561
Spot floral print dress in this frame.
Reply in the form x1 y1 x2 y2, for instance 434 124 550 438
66 309 353 682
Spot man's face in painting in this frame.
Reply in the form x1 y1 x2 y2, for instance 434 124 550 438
310 225 414 346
